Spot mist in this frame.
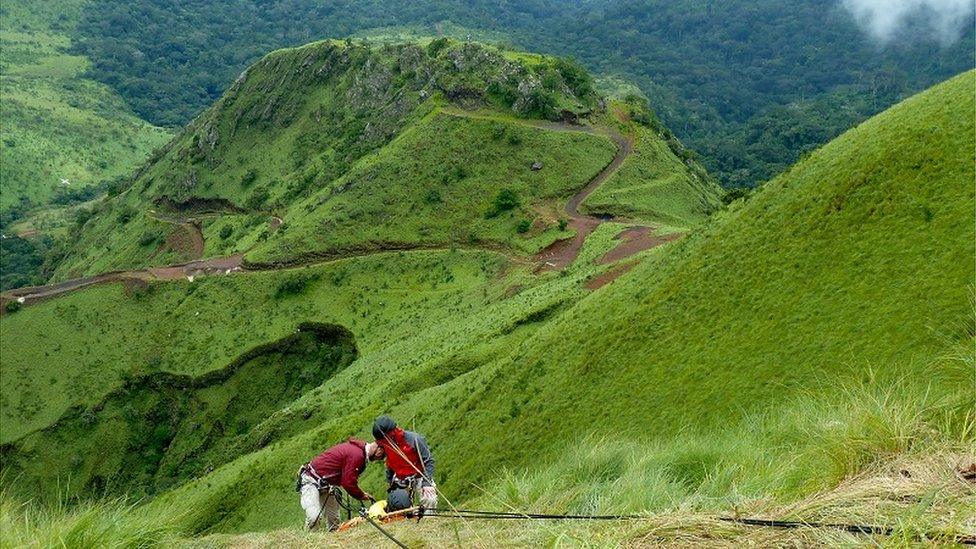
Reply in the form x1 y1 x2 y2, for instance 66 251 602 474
841 0 975 44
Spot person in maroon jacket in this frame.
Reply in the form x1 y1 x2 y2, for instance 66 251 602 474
297 438 385 530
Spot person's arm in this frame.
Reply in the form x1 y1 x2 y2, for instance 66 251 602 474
411 433 436 487
386 465 394 487
340 455 368 500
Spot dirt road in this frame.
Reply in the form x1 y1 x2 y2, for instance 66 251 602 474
1 115 678 308
534 129 637 271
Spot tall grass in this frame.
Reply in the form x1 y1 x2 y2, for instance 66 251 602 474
486 361 974 517
0 493 178 549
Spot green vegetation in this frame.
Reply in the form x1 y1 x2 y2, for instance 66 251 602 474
0 494 178 548
581 100 722 227
1 71 971 546
50 40 627 277
0 1 170 215
429 70 974 496
247 111 615 263
0 249 516 442
67 0 973 186
3 323 356 500
0 234 52 291
581 127 718 226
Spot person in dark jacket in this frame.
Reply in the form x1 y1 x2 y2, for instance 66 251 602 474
297 438 384 530
372 415 437 510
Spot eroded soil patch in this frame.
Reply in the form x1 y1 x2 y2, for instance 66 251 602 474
534 128 634 272
586 261 638 289
598 226 682 265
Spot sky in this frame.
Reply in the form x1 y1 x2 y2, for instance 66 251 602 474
841 0 975 44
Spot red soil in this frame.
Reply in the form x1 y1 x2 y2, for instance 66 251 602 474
585 261 638 290
534 129 634 272
598 226 682 265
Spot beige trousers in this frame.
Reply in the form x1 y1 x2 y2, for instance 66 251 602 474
299 474 340 531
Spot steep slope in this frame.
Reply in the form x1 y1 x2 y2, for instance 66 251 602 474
435 68 975 488
135 70 973 535
2 70 970 545
0 1 170 214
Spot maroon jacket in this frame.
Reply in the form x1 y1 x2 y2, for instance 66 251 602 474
308 438 369 500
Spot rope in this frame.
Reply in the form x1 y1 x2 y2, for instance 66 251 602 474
417 508 976 545
360 508 409 549
425 508 644 520
719 516 976 545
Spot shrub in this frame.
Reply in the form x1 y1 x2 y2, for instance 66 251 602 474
553 57 594 99
219 225 233 240
424 189 442 204
427 37 449 56
116 207 136 225
245 187 270 210
274 271 321 298
240 168 258 187
5 300 21 313
485 188 520 218
558 219 568 231
527 89 557 119
516 219 532 234
138 232 161 247
722 187 752 205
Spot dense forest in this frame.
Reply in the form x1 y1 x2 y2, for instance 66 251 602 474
73 0 974 186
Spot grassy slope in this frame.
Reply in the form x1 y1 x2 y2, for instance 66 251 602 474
50 39 624 278
430 69 975 499
248 110 615 263
0 249 515 442
581 125 722 227
0 223 634 527
0 1 170 212
439 67 974 468
126 70 974 536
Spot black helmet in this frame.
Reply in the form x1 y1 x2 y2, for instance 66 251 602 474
372 415 397 440
387 488 411 511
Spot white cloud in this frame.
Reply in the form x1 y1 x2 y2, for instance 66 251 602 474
841 0 974 44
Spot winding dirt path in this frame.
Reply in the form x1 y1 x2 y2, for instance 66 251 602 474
1 114 677 309
534 130 634 271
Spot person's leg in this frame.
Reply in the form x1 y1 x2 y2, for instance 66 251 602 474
299 476 323 530
323 489 341 531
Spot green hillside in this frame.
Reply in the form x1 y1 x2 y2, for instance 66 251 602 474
0 1 170 215
1 59 971 546
580 108 720 226
437 67 975 489
134 70 971 538
49 39 715 279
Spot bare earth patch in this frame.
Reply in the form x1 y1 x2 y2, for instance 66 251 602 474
598 226 682 265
